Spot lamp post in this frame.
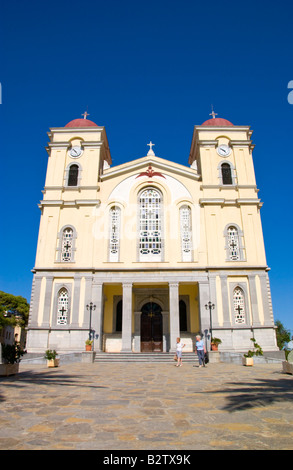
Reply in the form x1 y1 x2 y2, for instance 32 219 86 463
86 302 96 343
205 301 215 350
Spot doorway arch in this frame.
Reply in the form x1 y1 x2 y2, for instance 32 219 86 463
140 302 163 352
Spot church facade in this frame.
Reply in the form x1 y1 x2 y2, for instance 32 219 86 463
26 114 278 354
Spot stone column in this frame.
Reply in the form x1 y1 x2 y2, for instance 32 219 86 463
71 275 81 328
248 274 261 326
92 281 104 351
121 282 133 352
169 282 180 352
42 276 54 328
82 276 93 328
198 281 211 345
28 275 42 327
220 274 231 327
259 273 274 326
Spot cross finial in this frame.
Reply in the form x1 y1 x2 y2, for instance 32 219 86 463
148 141 155 151
209 106 218 119
82 111 90 119
147 141 155 156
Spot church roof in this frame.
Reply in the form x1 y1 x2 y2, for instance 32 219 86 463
65 118 99 128
201 117 233 126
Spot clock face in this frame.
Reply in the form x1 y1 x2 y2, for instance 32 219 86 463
217 144 231 157
69 146 82 158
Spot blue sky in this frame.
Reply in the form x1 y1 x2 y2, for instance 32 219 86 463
1 0 293 335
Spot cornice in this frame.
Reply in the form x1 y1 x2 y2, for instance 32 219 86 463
38 199 101 209
199 198 263 208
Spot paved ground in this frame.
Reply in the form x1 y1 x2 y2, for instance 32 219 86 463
0 360 292 450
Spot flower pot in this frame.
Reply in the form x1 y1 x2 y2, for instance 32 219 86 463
47 359 60 368
211 343 218 351
85 344 92 351
0 363 19 376
282 361 293 375
242 357 253 366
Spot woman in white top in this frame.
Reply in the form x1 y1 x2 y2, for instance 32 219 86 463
176 337 185 367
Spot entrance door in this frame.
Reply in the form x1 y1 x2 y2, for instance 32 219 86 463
141 302 163 352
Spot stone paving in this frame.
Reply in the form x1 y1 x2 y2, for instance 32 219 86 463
0 360 292 450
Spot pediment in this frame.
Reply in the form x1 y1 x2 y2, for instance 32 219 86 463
104 156 198 204
100 155 199 182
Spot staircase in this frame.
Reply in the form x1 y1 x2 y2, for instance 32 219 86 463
94 352 198 364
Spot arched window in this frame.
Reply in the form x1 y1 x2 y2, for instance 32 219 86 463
233 287 246 324
57 288 69 325
56 225 77 262
61 227 74 262
68 164 79 186
227 226 240 260
180 205 192 262
224 224 245 261
109 206 121 262
179 300 187 332
221 163 233 185
139 188 162 261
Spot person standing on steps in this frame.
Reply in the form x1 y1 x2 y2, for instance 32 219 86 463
176 337 185 367
195 334 206 367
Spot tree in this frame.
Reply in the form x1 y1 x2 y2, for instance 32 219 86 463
275 320 291 350
0 291 29 329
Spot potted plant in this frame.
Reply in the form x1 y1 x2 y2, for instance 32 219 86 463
211 337 222 351
0 342 25 376
44 349 59 368
85 339 93 351
243 338 263 366
282 349 293 375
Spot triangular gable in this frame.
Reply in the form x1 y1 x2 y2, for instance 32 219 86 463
100 155 200 182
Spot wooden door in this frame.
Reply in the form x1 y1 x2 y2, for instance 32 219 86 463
141 302 163 352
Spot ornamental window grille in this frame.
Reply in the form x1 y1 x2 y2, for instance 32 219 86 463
180 205 192 262
68 164 79 186
221 163 233 185
227 226 240 260
57 288 69 325
109 206 121 262
139 188 162 261
61 228 73 262
233 287 246 324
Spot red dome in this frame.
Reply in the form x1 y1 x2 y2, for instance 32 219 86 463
201 117 233 126
65 118 98 128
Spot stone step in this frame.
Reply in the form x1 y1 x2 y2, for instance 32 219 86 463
94 352 199 363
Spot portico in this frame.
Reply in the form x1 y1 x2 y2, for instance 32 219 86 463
101 273 205 354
